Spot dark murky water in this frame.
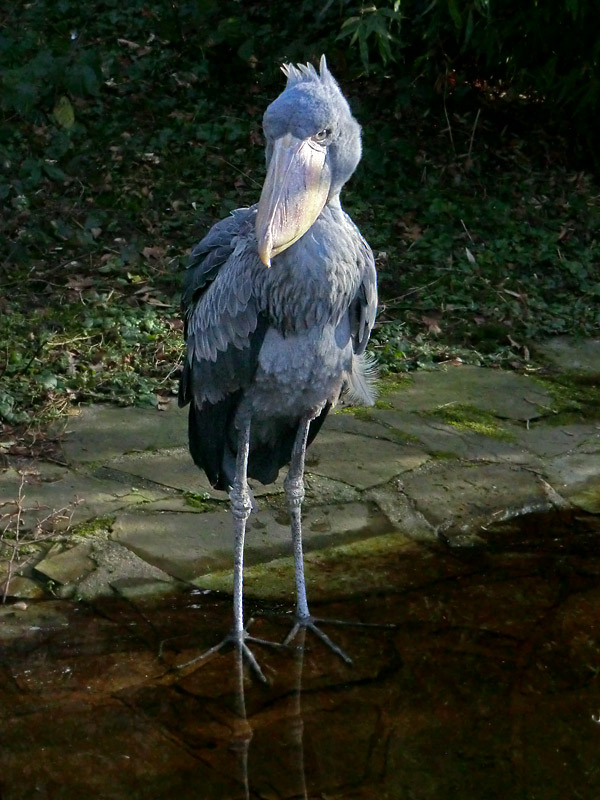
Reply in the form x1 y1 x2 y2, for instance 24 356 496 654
1 510 600 800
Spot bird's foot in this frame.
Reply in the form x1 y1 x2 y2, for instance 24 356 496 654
282 614 398 666
283 615 354 666
176 619 287 684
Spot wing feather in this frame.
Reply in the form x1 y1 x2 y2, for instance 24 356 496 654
178 206 268 488
350 235 377 355
344 232 378 406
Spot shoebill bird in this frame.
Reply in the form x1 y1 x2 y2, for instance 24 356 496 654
178 55 377 680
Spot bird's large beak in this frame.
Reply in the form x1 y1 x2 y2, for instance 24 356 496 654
255 133 330 267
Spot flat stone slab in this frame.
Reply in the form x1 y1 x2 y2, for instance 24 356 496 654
35 542 95 585
543 452 600 512
326 410 404 443
1 575 46 600
107 447 218 496
74 540 179 600
57 404 187 465
537 336 600 374
306 429 429 488
106 447 284 499
568 482 600 514
512 422 600 458
399 461 557 544
0 466 166 532
303 473 362 505
545 451 600 490
372 409 535 464
366 483 437 541
112 501 394 582
383 366 553 421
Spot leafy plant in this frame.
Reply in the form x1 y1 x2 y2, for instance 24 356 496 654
338 2 402 72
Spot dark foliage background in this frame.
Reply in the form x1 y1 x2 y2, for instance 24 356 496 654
0 0 599 433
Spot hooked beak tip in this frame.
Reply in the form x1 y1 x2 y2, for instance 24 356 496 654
257 242 271 267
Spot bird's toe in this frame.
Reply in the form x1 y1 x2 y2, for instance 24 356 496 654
284 615 354 666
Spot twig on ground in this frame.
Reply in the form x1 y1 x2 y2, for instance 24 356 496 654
0 474 82 603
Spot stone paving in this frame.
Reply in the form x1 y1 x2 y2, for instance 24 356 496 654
1 338 599 605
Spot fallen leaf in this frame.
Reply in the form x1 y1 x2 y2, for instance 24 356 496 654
142 246 164 261
422 315 442 335
65 275 96 291
401 221 422 242
117 38 141 50
156 393 171 411
503 288 526 300
136 291 172 307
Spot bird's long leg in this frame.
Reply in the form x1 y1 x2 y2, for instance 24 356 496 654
228 418 289 681
283 412 353 666
284 415 311 619
179 418 283 682
229 417 253 639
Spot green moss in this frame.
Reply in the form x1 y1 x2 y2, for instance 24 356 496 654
533 373 600 424
183 491 215 511
569 484 600 514
336 395 401 419
426 403 514 441
336 406 375 422
72 516 115 537
429 450 462 460
378 375 413 396
192 531 419 601
388 429 421 444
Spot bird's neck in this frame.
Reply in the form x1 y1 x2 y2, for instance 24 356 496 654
325 194 343 212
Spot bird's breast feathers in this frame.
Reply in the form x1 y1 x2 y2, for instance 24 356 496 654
255 209 367 333
243 323 351 418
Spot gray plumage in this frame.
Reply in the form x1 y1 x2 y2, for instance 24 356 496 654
178 56 377 677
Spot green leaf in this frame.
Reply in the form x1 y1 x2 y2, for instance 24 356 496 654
65 63 100 97
53 95 75 129
43 161 67 181
81 64 101 96
37 372 59 390
447 0 462 29
464 9 474 46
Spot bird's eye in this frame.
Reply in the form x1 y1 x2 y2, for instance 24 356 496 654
313 128 331 143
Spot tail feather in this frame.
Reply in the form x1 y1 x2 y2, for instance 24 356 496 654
342 351 379 407
246 402 331 484
188 394 240 490
188 397 332 490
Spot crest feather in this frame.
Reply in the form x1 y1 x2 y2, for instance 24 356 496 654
281 55 336 89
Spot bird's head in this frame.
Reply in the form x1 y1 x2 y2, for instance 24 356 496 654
255 55 362 266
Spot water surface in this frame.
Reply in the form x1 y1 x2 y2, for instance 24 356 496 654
1 510 600 799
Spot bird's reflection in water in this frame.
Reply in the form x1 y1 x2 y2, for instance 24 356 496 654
227 629 309 800
229 648 253 800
